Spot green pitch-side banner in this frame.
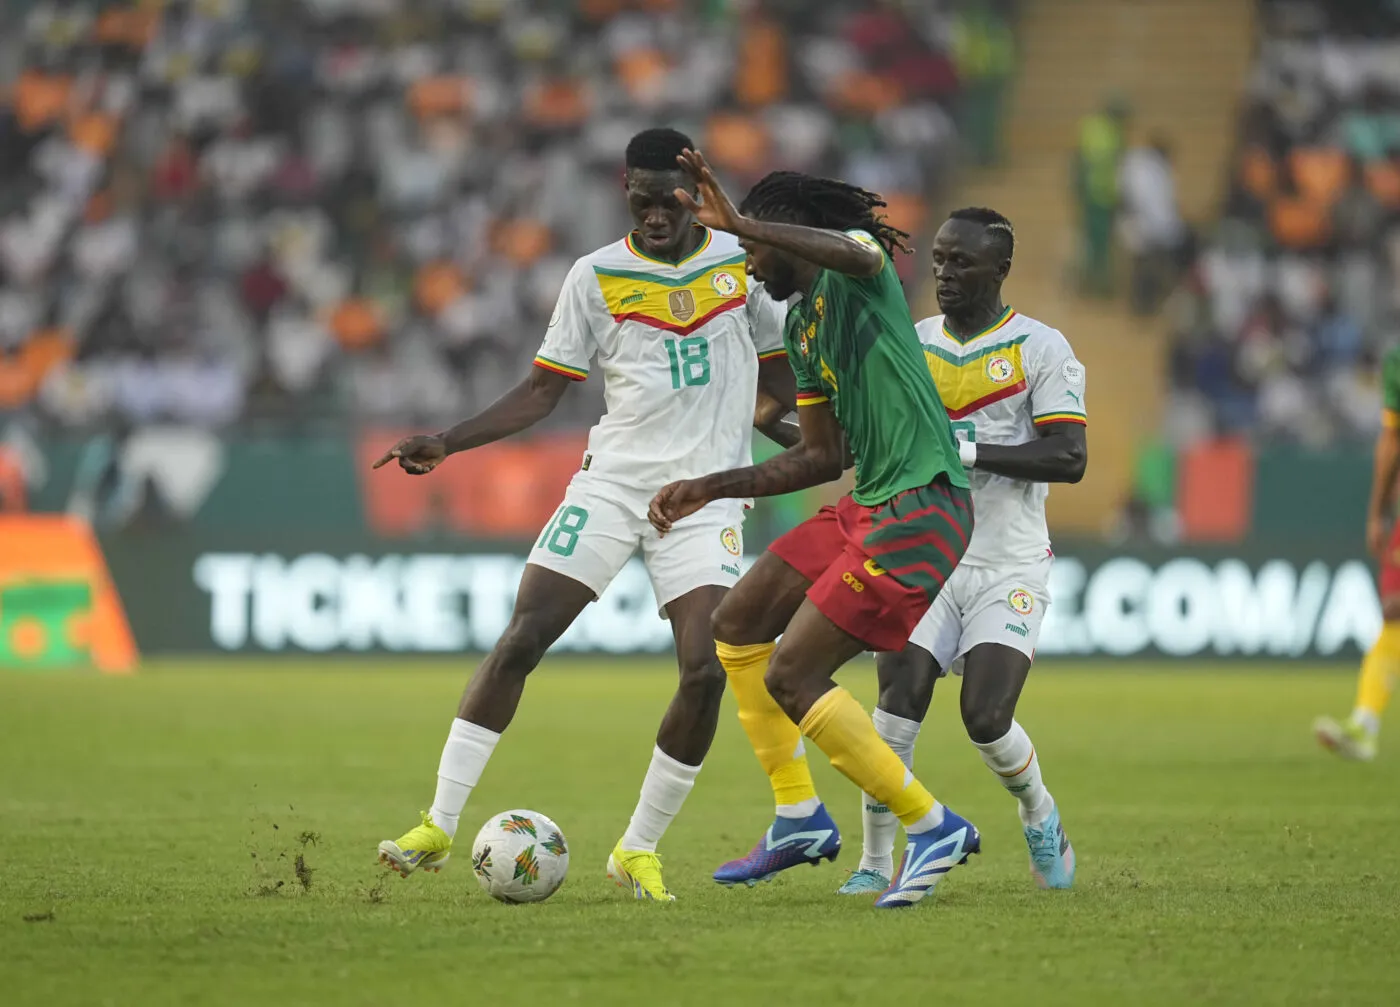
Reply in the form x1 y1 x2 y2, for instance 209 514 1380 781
96 533 1381 661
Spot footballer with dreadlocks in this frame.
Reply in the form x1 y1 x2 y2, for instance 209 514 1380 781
372 128 797 903
647 150 981 908
745 207 1088 896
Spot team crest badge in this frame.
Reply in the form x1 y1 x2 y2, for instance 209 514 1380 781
813 295 824 319
721 527 740 556
668 289 696 322
985 355 1015 384
711 271 739 297
1008 589 1035 616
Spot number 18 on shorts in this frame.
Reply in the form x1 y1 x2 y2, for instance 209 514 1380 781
527 485 746 612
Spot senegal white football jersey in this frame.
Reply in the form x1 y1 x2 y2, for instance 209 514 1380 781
534 226 788 494
915 308 1086 568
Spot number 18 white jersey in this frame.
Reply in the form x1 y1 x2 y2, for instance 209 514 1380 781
534 227 788 497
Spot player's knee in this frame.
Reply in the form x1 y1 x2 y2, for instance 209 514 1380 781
678 653 726 703
877 678 923 723
763 652 801 714
710 594 756 646
962 701 1014 745
492 623 549 677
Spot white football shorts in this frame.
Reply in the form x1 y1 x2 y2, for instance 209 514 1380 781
526 476 745 615
907 554 1052 675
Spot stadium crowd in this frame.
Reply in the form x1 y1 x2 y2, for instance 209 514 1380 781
1162 0 1400 447
0 0 1013 435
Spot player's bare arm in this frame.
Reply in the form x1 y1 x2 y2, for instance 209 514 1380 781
1367 423 1400 556
673 149 883 278
967 421 1087 484
372 367 572 475
649 400 845 532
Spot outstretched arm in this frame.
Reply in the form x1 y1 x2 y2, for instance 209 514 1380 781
651 401 845 532
966 422 1087 483
674 149 883 278
373 367 572 474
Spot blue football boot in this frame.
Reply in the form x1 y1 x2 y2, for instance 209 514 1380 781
713 804 842 886
1025 803 1075 889
873 807 980 908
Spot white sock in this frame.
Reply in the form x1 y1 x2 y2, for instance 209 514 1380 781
973 720 1054 827
620 745 702 851
429 718 501 839
859 709 921 875
1350 708 1381 736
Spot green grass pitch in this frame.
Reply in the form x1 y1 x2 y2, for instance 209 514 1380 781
2 660 1398 1005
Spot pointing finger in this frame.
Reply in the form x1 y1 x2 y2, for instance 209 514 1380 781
372 447 400 469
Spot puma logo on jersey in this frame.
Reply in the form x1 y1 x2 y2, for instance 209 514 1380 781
863 558 887 578
619 290 646 307
1065 390 1082 407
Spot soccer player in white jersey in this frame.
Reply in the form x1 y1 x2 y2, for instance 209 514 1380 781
833 207 1087 894
370 129 794 901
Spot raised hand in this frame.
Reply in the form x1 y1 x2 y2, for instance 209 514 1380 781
372 433 448 476
648 479 712 534
673 148 744 234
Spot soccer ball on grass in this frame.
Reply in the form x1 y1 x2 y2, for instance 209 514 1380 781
469 809 570 903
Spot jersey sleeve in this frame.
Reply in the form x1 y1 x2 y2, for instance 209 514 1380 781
533 260 597 381
1383 347 1400 427
782 312 826 405
844 228 889 264
1026 326 1087 427
745 282 789 361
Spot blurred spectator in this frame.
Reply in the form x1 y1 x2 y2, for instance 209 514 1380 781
0 0 1004 442
1162 0 1400 448
1073 96 1130 297
1119 134 1190 316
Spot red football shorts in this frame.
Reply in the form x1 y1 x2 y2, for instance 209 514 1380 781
768 475 974 652
1380 520 1400 600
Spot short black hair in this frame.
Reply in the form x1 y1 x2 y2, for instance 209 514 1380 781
625 128 694 171
738 171 912 256
947 206 1015 262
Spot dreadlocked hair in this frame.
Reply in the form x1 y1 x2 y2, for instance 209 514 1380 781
739 171 913 256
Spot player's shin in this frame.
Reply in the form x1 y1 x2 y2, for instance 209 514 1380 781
859 709 921 876
800 687 944 834
620 746 702 852
718 640 820 817
1353 621 1400 736
973 720 1053 826
430 718 501 838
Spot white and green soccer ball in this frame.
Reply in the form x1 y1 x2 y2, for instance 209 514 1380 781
470 809 570 904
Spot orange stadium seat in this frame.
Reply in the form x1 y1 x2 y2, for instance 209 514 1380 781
414 262 466 318
704 113 770 175
1238 146 1278 201
1288 147 1350 206
1364 160 1400 208
1268 196 1331 249
736 20 788 107
328 298 385 352
616 49 670 103
830 71 903 115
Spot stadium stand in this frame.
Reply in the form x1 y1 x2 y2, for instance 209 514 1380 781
1163 0 1400 447
0 0 1007 434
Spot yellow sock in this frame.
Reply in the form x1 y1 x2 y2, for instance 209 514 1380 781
717 641 817 807
799 687 934 826
1355 622 1400 727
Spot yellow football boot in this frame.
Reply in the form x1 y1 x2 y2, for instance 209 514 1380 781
606 842 675 901
378 812 452 877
